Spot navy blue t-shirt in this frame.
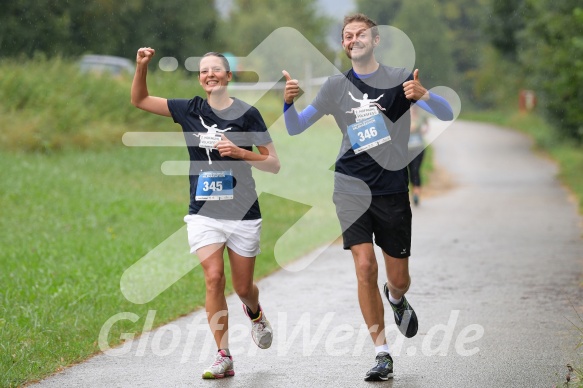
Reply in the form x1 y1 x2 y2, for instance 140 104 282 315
311 65 413 195
167 96 272 220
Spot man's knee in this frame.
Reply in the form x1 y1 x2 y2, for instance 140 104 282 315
387 275 410 293
353 255 378 285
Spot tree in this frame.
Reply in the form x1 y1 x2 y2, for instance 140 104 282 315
355 0 491 105
224 0 331 57
355 0 401 26
391 0 455 87
519 0 583 141
0 1 221 62
486 0 526 61
116 0 220 62
220 0 334 82
436 0 489 75
0 0 72 58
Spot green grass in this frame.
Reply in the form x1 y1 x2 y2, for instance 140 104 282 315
0 57 202 152
0 144 323 387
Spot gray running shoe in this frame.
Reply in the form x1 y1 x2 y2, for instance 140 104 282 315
243 303 273 349
201 349 234 379
364 352 394 381
384 283 418 338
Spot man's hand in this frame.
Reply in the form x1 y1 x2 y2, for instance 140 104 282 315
282 70 300 104
136 47 155 67
403 69 429 101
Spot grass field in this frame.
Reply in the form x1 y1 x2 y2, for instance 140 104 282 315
0 128 344 387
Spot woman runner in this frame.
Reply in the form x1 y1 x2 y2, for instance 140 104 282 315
131 47 280 379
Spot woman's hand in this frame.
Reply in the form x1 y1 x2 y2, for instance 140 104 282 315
136 47 155 67
216 135 244 159
216 135 280 173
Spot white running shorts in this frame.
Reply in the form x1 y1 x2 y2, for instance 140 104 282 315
183 214 262 257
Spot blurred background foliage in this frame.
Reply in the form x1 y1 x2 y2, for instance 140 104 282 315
1 2 582 385
360 0 583 141
0 0 581 141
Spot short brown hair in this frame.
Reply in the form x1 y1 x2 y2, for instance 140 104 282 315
342 13 379 38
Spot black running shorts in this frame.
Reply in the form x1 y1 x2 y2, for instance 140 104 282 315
333 192 412 258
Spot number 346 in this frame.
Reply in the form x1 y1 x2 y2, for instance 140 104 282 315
358 127 378 142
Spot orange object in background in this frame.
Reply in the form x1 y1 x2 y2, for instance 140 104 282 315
519 89 537 112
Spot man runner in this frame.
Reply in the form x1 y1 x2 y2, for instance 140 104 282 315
281 13 453 381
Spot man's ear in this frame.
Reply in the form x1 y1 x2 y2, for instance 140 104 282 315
373 34 380 47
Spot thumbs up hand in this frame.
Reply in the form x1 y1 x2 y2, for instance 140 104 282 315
282 70 300 104
403 68 429 101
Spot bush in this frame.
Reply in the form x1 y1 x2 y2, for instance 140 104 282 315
0 57 201 152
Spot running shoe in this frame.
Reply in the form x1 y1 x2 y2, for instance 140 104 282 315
201 349 234 379
364 351 394 381
243 303 273 349
384 283 418 338
413 194 419 206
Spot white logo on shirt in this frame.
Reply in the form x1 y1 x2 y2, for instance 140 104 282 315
192 116 233 164
345 92 387 122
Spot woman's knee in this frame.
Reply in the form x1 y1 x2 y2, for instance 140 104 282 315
204 270 226 293
233 281 254 300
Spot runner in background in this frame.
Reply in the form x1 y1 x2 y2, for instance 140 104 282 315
407 104 430 206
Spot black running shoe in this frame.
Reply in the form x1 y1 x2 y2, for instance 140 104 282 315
364 352 393 381
384 283 418 338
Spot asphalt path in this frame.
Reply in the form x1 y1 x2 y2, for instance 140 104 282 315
33 120 583 387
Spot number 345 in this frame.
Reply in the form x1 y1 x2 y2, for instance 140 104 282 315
203 181 223 192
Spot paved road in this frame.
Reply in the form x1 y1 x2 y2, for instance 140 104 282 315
34 120 583 387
